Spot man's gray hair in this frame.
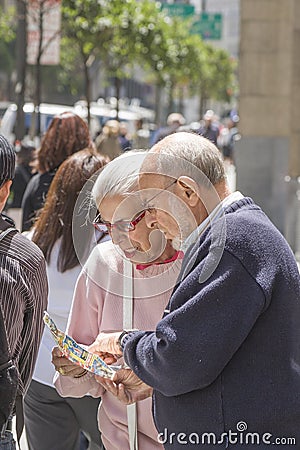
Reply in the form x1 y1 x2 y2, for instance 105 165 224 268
92 150 147 207
146 132 226 187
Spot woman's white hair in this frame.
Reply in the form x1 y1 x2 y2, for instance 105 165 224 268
92 150 147 207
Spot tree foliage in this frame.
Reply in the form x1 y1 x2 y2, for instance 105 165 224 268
0 0 236 120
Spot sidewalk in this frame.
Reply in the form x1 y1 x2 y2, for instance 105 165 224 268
11 204 299 450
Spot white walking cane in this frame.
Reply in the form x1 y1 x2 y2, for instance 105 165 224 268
123 259 139 450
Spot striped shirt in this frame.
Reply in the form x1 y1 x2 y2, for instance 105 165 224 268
0 215 48 395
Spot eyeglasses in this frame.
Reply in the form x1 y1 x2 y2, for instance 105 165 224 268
93 209 146 233
142 179 177 212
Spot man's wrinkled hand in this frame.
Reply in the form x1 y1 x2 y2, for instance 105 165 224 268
95 368 153 405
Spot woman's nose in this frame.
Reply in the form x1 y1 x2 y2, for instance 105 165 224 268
144 209 157 229
110 229 123 245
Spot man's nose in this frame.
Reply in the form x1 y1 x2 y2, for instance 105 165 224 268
144 209 157 229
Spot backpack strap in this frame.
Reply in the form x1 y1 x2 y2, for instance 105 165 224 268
0 227 17 242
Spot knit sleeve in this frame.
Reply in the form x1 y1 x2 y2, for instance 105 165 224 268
123 249 266 397
54 368 103 398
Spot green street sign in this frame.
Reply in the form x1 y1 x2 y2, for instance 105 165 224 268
161 3 195 19
191 13 222 40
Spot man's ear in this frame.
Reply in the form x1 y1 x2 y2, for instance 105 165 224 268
0 180 12 208
177 176 199 207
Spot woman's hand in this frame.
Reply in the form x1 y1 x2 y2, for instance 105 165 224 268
51 346 87 378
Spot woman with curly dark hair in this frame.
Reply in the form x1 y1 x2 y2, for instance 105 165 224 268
21 111 94 231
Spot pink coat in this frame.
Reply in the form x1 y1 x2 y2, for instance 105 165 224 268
54 241 181 450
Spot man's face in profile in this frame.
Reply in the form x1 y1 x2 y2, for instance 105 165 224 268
139 173 194 250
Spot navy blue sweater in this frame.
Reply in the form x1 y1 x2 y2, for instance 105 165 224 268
123 198 300 449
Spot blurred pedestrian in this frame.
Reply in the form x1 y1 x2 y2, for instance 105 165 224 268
21 111 94 231
5 141 35 230
0 135 48 450
95 120 121 160
24 149 108 450
9 141 35 208
197 109 219 145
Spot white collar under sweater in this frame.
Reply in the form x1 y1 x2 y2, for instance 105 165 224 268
181 191 244 253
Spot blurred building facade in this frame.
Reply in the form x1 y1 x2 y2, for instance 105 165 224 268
236 0 300 254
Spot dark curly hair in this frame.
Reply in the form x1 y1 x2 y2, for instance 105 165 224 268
37 111 93 173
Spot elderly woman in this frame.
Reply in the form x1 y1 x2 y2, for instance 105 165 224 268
52 151 182 450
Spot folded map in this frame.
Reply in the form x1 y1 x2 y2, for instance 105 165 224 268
43 311 116 379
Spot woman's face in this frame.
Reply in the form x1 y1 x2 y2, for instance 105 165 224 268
98 194 175 265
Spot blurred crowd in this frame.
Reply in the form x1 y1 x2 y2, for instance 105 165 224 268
5 108 240 230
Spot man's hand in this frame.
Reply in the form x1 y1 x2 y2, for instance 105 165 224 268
51 346 87 378
95 369 153 405
88 332 123 364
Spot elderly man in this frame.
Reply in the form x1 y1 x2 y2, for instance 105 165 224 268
90 132 300 449
0 135 48 449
